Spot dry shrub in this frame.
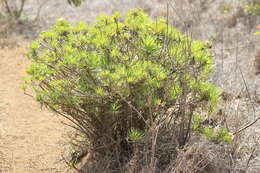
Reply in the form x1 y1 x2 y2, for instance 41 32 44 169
0 0 26 21
255 51 260 75
0 17 16 36
0 18 18 48
170 140 232 173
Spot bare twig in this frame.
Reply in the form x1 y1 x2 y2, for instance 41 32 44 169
33 0 50 22
3 0 13 17
17 0 26 18
116 91 150 128
238 66 256 114
150 127 159 173
245 145 257 171
233 116 260 135
61 154 81 172
232 66 259 135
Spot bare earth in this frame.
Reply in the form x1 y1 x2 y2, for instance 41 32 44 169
0 44 68 173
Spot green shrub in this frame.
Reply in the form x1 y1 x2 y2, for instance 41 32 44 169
24 9 221 170
203 127 232 143
191 114 232 143
243 0 260 16
67 0 86 6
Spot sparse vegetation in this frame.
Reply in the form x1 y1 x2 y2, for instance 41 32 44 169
243 0 260 16
219 4 233 13
0 0 26 20
0 0 86 21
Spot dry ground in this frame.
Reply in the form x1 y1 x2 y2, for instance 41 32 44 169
0 42 71 172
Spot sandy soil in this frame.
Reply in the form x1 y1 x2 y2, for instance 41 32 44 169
0 43 69 173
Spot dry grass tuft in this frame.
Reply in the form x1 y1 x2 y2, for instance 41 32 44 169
170 140 232 173
0 150 11 172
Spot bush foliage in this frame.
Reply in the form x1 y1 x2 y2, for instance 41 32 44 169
243 0 260 16
24 10 224 171
67 0 86 6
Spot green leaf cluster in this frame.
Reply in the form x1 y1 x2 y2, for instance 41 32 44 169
127 128 144 142
25 10 220 152
191 114 232 143
67 0 86 6
243 0 260 16
203 127 232 143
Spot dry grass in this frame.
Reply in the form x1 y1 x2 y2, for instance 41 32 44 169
0 18 18 48
0 150 9 172
168 140 232 173
255 50 260 75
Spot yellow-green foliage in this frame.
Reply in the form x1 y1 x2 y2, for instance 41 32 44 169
243 0 260 16
192 114 232 143
203 127 232 143
219 4 233 13
67 0 86 6
127 128 144 142
25 10 220 153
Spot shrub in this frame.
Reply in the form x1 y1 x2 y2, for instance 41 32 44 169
67 0 86 6
191 114 232 143
171 141 231 173
24 10 222 171
242 0 260 16
0 0 86 21
0 0 26 20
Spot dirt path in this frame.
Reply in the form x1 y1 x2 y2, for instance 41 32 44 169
0 43 69 173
